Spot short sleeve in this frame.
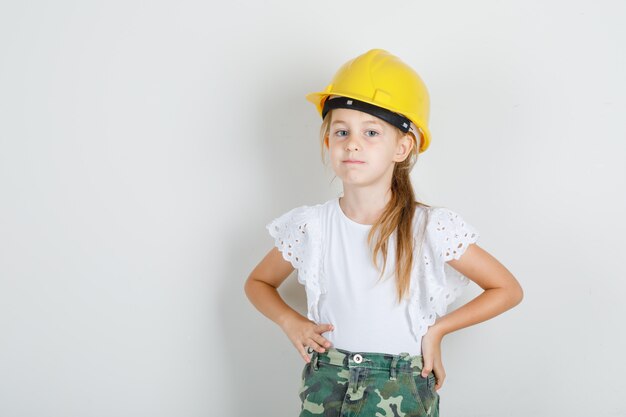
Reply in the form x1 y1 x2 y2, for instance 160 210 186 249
432 208 480 262
265 205 321 286
265 204 324 324
430 207 480 307
407 207 481 342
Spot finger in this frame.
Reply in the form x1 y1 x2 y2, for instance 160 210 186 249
312 334 332 349
435 379 443 391
433 372 445 390
434 374 445 390
298 345 310 363
317 323 334 333
306 339 325 353
433 366 446 390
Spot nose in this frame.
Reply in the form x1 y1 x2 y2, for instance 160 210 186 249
345 136 360 152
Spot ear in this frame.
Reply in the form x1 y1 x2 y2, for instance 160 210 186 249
324 135 330 149
393 133 414 162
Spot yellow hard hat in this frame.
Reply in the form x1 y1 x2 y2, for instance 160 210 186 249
306 49 432 153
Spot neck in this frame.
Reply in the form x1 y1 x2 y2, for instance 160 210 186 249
339 185 392 225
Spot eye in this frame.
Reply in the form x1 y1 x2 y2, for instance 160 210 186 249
334 130 348 137
365 130 380 137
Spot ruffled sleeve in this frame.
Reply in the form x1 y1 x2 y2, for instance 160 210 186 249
408 207 480 342
266 204 324 323
434 208 480 263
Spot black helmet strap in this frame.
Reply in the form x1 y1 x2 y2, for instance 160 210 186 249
322 96 411 133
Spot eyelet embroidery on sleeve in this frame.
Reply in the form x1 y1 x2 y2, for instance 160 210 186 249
268 219 307 274
408 207 480 343
435 208 480 262
266 205 324 323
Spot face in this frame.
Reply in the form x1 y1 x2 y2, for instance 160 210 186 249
326 108 413 188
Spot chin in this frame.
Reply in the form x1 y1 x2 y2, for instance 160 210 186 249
339 175 373 186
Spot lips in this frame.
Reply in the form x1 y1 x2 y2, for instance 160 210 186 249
343 159 365 164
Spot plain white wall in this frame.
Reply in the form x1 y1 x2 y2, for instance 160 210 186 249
1 1 624 416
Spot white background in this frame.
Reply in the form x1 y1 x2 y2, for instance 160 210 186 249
1 1 625 416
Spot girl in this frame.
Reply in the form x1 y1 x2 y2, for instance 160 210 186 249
244 48 523 417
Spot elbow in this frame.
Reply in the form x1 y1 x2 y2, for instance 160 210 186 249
243 274 256 299
509 280 524 308
244 273 275 300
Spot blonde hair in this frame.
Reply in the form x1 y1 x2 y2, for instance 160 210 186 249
319 109 431 304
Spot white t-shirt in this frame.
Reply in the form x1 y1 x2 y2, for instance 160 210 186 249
267 197 479 355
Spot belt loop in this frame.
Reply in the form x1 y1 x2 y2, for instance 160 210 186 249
312 351 320 371
389 355 400 380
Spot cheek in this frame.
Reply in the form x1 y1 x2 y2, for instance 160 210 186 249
328 144 342 160
330 151 342 165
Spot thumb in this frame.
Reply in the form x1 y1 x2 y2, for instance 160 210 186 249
421 355 433 378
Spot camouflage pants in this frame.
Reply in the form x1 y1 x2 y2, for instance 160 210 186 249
299 347 439 417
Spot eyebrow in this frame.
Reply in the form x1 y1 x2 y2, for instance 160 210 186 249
331 119 383 126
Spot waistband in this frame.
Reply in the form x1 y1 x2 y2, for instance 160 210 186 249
310 347 424 373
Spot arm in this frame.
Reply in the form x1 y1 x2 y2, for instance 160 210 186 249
244 247 334 362
433 243 523 335
421 243 523 388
